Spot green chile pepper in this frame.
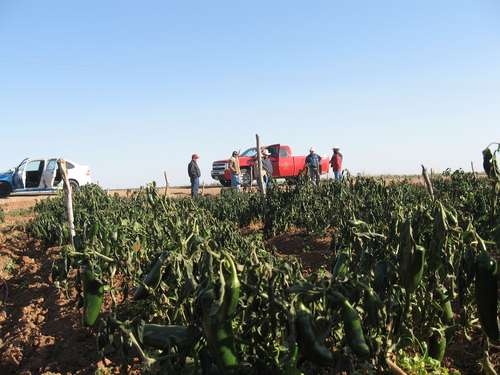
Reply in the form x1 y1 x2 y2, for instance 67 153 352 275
364 288 383 327
200 288 239 373
82 268 104 326
141 324 200 353
341 299 370 357
437 285 454 324
219 254 240 320
295 302 336 366
406 245 426 293
332 252 349 279
428 329 446 363
475 252 499 342
133 251 168 300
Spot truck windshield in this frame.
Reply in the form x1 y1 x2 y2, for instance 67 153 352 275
240 148 257 157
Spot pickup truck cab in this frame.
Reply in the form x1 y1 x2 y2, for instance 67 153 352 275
0 158 91 197
211 144 329 186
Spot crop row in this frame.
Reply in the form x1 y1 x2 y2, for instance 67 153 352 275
29 155 499 374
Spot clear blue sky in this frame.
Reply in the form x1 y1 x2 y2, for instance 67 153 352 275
1 1 499 187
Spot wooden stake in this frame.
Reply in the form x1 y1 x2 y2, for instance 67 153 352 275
421 165 434 200
202 181 205 195
163 171 169 196
57 159 75 245
471 161 476 178
386 356 408 375
256 134 266 195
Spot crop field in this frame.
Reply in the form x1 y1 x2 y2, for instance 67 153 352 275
0 154 499 374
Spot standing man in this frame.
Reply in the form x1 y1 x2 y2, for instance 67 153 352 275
330 147 343 181
254 148 273 191
229 151 241 191
261 149 273 189
305 147 321 185
188 154 201 197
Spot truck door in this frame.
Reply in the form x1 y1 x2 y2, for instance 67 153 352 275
265 145 279 177
24 159 45 189
277 146 293 177
41 159 58 188
12 158 28 189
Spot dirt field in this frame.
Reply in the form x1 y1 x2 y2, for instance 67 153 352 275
0 196 49 214
0 186 222 214
0 226 99 374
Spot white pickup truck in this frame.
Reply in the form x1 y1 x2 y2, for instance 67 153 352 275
0 158 91 197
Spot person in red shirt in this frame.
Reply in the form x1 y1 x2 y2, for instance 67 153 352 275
330 147 343 181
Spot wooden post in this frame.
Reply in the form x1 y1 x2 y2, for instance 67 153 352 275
421 165 434 200
163 171 169 196
256 134 266 195
471 161 476 178
202 181 205 196
57 159 75 245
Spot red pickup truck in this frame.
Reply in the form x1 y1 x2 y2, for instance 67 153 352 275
210 144 330 186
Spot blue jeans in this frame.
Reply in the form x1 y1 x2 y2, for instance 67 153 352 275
231 174 241 190
263 175 271 188
190 177 199 197
309 167 320 185
257 175 271 192
334 170 342 181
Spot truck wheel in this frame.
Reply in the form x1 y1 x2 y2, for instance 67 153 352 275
0 182 12 198
69 179 79 192
241 168 253 187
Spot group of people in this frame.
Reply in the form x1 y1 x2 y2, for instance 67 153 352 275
187 146 343 197
305 146 343 185
216 149 274 192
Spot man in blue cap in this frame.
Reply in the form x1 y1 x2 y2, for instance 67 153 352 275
305 147 321 185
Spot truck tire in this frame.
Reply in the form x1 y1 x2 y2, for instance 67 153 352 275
241 168 253 187
69 179 79 192
0 182 12 198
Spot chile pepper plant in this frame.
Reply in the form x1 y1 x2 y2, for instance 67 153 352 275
29 145 499 374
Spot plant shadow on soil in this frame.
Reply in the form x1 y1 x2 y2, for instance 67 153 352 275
266 229 333 273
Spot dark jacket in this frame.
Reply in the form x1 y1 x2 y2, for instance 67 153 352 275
262 158 273 175
305 153 321 169
188 160 201 179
